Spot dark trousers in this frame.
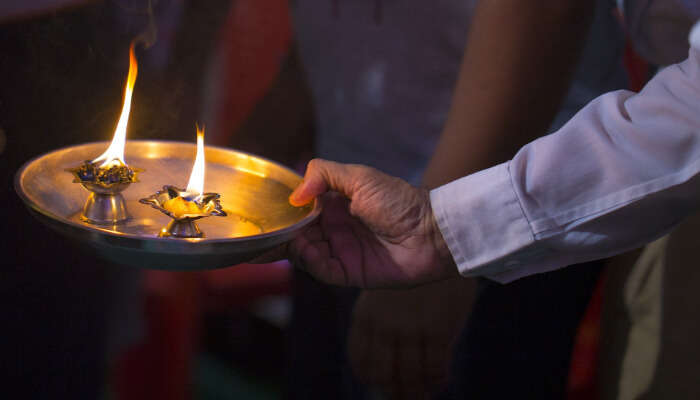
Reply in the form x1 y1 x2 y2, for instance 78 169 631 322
286 260 603 399
285 271 363 400
445 260 604 399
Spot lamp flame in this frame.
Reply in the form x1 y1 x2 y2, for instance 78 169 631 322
186 124 206 199
93 43 138 167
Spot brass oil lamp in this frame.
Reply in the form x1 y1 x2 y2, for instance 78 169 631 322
67 43 142 225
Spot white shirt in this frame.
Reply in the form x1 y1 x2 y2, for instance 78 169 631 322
432 22 700 283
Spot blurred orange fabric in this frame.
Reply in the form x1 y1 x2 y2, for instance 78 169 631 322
112 1 292 399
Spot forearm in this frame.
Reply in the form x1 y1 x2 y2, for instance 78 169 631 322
422 0 594 188
432 26 700 282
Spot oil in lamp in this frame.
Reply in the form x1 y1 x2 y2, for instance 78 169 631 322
139 125 226 238
67 43 142 225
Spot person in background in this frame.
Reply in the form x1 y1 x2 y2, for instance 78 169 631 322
236 0 627 398
285 18 700 289
598 2 700 399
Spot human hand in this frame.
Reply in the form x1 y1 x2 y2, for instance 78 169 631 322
348 279 476 398
288 159 458 289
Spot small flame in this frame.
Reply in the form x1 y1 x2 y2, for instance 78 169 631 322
93 43 138 167
186 124 206 198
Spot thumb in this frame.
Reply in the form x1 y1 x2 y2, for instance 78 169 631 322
289 159 357 206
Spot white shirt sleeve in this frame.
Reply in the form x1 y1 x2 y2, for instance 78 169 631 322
431 21 700 283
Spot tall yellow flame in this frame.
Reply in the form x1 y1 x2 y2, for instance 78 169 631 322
186 125 206 197
93 43 138 167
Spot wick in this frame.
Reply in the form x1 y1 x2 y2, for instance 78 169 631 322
181 191 202 203
96 158 128 169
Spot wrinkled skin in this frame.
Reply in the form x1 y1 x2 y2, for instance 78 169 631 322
287 158 459 289
266 158 471 398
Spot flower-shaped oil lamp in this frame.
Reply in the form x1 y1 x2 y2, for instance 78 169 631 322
140 185 225 238
67 160 142 225
67 43 142 225
140 126 226 238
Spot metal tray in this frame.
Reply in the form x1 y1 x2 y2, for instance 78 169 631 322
15 140 319 270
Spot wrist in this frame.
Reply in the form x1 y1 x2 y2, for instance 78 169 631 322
423 190 459 279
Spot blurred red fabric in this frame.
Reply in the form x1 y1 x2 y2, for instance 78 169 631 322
207 0 291 146
567 273 606 400
112 1 292 399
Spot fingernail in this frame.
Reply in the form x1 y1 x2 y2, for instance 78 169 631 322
289 181 305 206
288 194 301 206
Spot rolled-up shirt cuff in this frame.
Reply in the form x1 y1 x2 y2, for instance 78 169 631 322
429 162 536 283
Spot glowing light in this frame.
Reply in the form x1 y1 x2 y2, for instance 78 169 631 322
236 166 266 178
93 43 138 167
186 124 206 198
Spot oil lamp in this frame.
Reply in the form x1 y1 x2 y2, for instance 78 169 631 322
67 43 142 225
140 125 226 238
16 43 321 269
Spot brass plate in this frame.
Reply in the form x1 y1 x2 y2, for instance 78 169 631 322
15 140 319 270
